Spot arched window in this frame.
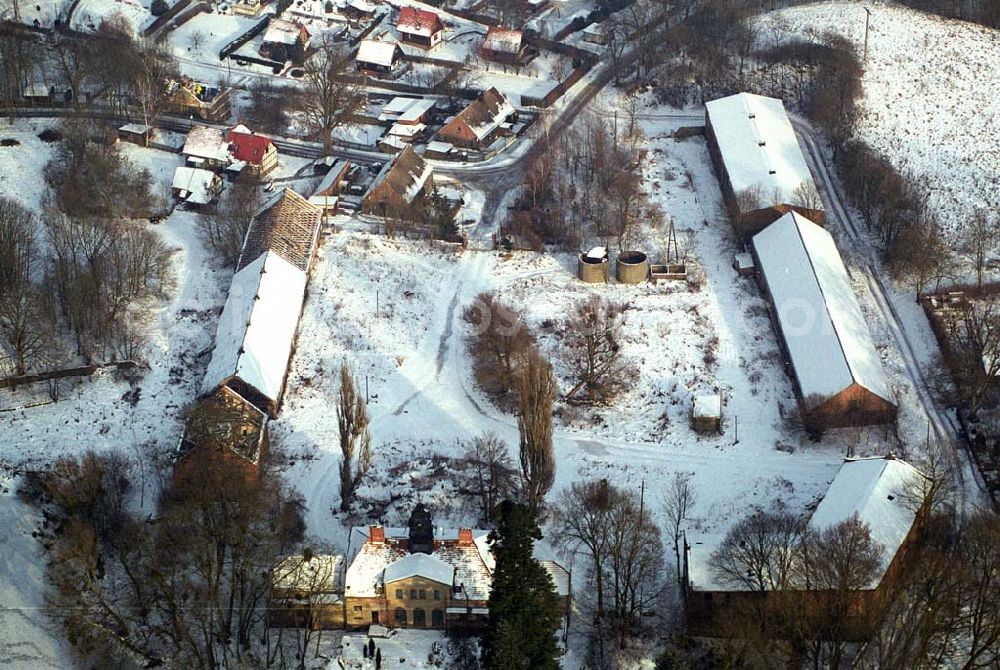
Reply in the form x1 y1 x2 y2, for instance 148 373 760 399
431 609 444 627
394 608 407 625
413 608 426 627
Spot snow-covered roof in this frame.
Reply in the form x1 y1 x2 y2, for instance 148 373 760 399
388 122 425 138
313 159 350 197
397 98 436 124
119 123 149 135
693 394 722 419
369 145 433 204
585 246 607 260
752 212 892 408
425 140 453 154
347 0 376 13
705 92 819 211
396 6 443 38
482 26 523 54
441 87 515 142
263 18 307 45
357 39 401 67
272 554 345 593
182 125 228 162
808 457 927 588
201 251 308 406
171 166 219 205
383 553 455 586
22 83 51 97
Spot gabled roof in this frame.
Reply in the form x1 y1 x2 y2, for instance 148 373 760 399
171 166 219 205
227 126 274 166
182 125 228 162
238 188 323 272
201 251 308 405
396 6 443 37
753 212 893 408
263 18 309 45
179 386 268 464
808 457 928 588
442 87 515 142
313 159 351 197
368 145 433 205
705 92 819 211
482 26 522 54
383 553 455 586
272 554 345 593
357 39 402 67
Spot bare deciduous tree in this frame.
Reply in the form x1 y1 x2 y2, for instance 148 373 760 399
562 296 635 404
460 431 518 524
517 349 556 515
663 472 697 583
462 292 535 404
338 362 372 512
711 510 801 592
961 209 996 290
201 176 260 267
297 35 366 153
948 299 1000 417
553 479 615 617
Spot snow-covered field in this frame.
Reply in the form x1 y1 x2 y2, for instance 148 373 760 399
757 2 1000 240
0 121 59 211
72 0 151 33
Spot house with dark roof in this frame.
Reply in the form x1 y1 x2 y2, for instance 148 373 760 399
436 87 516 148
361 145 433 219
751 212 897 432
396 7 444 48
227 124 279 177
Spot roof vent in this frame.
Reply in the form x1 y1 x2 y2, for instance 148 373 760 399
768 170 776 175
758 141 766 147
748 113 755 119
887 494 895 501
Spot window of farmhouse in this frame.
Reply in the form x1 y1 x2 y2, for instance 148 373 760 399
410 589 417 599
413 608 426 626
419 589 426 600
353 605 363 611
433 590 441 600
396 589 403 599
395 608 407 625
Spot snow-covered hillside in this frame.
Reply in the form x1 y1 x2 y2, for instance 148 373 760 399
757 3 1000 240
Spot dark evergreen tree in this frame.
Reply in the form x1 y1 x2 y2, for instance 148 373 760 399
481 500 562 670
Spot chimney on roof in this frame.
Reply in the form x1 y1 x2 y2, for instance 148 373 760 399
369 525 385 544
458 528 473 545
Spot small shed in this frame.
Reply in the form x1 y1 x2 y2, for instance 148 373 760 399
425 140 454 158
692 394 722 434
733 252 754 277
118 123 151 147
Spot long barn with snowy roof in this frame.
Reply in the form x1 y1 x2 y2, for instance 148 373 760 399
705 92 824 239
201 189 322 417
361 145 433 219
751 212 897 431
684 456 930 638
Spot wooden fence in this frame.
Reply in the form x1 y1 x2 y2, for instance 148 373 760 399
0 361 138 390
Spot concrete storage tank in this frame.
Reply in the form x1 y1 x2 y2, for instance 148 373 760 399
616 250 649 284
578 246 609 283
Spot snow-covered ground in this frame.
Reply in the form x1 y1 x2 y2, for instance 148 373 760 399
0 121 59 212
71 0 151 34
757 2 1000 240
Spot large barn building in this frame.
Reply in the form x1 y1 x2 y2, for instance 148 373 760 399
751 212 897 432
705 92 824 240
361 145 433 219
201 189 322 417
685 456 931 638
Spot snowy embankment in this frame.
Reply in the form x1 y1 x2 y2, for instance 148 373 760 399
757 2 1000 240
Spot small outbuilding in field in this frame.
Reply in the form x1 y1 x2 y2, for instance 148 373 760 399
356 38 405 75
691 394 722 434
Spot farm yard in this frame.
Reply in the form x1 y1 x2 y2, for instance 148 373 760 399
2 0 1000 666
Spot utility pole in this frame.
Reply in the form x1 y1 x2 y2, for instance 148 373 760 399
863 7 873 63
734 415 739 445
